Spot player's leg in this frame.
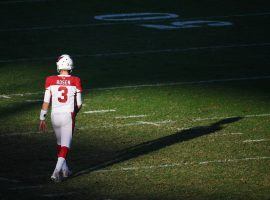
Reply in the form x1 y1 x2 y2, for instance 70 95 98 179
50 113 63 182
59 113 73 178
62 112 75 173
54 130 70 174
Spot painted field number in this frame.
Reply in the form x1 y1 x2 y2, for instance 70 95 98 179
141 20 233 30
94 13 179 21
94 12 233 30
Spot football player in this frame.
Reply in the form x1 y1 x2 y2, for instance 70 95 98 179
39 54 82 182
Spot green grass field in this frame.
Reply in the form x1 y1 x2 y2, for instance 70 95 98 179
0 0 270 199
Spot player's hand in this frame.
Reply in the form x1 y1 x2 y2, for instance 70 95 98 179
39 120 47 132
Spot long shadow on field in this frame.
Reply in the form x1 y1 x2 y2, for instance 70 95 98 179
73 117 242 177
0 101 41 127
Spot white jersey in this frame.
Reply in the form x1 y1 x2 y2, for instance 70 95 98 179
44 75 82 113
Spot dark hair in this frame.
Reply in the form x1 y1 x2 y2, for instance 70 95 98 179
59 69 72 74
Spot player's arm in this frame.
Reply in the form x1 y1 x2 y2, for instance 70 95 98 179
39 89 51 132
75 77 83 114
75 92 82 113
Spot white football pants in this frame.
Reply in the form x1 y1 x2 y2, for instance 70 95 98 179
51 112 74 148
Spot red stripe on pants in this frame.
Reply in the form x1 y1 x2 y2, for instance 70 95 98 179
58 146 69 159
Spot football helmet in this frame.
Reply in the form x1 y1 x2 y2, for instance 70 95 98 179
56 54 74 72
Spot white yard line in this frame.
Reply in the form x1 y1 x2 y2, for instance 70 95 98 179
177 126 244 136
6 156 270 190
128 121 160 126
1 42 270 63
222 132 244 136
0 11 270 32
198 156 270 165
0 95 11 99
84 109 116 114
25 99 43 102
124 120 174 127
78 120 174 130
102 120 174 128
194 113 270 121
0 92 41 98
115 115 147 119
0 177 21 183
2 111 270 137
209 132 244 136
243 139 270 143
41 192 76 198
2 75 270 99
92 156 270 173
93 75 270 91
186 12 270 21
8 185 44 190
0 131 53 137
0 0 60 4
245 113 270 118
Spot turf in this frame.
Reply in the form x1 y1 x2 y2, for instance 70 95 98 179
0 0 269 199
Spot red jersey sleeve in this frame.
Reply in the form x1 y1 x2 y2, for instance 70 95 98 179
75 77 83 92
45 76 52 89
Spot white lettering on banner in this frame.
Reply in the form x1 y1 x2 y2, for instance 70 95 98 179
94 13 179 21
141 20 233 30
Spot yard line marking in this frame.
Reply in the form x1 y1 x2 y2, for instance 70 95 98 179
0 0 71 4
2 75 270 97
186 11 270 21
0 95 11 99
128 121 160 126
41 192 76 198
198 157 270 165
2 112 270 137
125 120 174 127
103 120 174 128
0 177 21 183
0 0 48 4
1 42 270 63
84 109 116 114
177 126 244 136
95 13 179 21
0 11 270 32
194 113 270 121
94 75 270 91
12 92 42 96
243 139 270 143
0 92 42 97
8 185 44 190
0 132 29 137
74 112 270 130
90 42 270 57
210 132 244 136
93 156 270 173
0 131 53 137
115 115 147 119
245 113 270 118
78 120 174 129
25 99 43 102
176 127 191 131
222 132 244 135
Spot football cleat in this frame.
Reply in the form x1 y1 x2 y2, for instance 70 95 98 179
50 170 62 182
62 169 72 178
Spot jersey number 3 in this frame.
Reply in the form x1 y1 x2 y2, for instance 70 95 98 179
58 86 68 103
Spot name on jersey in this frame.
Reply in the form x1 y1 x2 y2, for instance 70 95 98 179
57 80 71 85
